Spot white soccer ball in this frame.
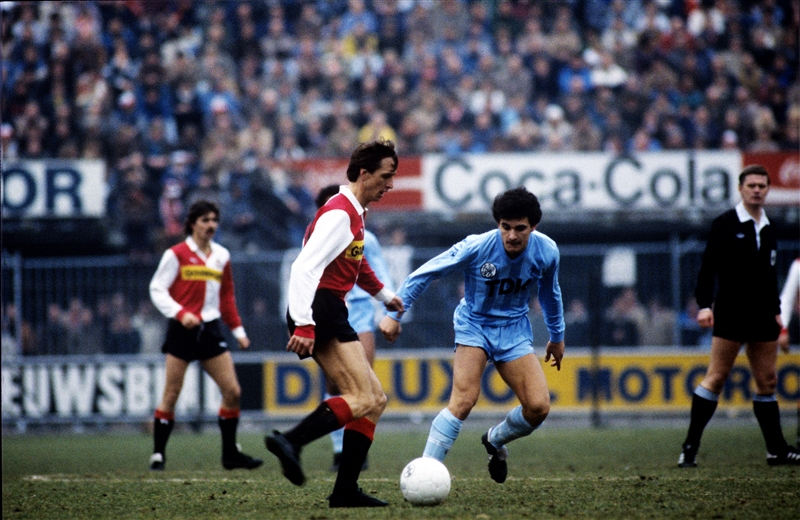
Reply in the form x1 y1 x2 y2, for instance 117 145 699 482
399 456 451 506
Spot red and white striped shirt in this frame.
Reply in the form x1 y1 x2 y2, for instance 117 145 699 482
149 237 246 339
288 186 394 339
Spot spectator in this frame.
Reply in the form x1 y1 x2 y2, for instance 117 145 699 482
564 298 590 347
641 295 677 346
106 313 141 354
131 298 166 355
1 303 36 357
603 288 647 347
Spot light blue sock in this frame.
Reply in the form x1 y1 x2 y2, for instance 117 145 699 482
423 408 463 461
489 405 536 447
324 392 345 454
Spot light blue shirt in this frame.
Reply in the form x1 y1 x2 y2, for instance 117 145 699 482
390 229 565 343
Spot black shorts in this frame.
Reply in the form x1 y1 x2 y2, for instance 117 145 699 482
162 318 229 362
713 306 781 343
287 289 359 355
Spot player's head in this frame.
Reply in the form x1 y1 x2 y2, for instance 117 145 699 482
739 164 769 186
738 164 770 208
492 188 542 258
346 139 398 182
315 184 340 209
184 199 220 237
492 187 542 227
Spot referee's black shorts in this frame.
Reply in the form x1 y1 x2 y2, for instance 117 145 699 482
287 289 359 354
713 304 781 343
162 318 229 362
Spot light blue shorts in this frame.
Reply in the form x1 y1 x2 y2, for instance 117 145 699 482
453 312 534 363
347 297 375 334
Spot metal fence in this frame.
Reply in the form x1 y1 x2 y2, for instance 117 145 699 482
3 239 798 358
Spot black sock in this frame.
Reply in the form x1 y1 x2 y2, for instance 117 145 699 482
284 402 342 447
684 393 717 448
219 416 239 458
332 429 372 496
753 398 788 455
154 417 174 456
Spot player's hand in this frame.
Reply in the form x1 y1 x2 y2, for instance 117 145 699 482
287 334 314 357
776 315 788 353
379 316 402 343
179 312 201 329
777 331 790 353
237 336 251 350
544 341 564 371
696 308 713 328
385 295 404 314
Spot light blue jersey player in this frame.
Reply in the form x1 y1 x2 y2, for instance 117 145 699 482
381 187 565 483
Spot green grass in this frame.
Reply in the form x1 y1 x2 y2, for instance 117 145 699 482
2 423 798 519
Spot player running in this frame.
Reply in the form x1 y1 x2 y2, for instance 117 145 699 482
380 187 565 483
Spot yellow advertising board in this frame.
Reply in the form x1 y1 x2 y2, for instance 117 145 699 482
263 350 799 416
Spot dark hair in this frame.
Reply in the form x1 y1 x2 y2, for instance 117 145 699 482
315 184 341 209
739 164 770 185
184 199 219 235
345 139 398 182
492 187 542 227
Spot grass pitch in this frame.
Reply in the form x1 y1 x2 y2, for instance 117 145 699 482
2 422 798 519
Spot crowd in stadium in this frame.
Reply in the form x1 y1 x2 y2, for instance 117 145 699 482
2 0 798 255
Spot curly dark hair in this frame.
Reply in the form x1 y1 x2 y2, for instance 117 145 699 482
491 187 542 227
184 199 219 235
345 139 398 182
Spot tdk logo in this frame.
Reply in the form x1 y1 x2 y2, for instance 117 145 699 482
485 278 532 296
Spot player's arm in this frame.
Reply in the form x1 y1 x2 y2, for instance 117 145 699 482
778 259 799 352
694 218 723 328
219 260 249 349
381 240 470 342
287 210 352 356
538 245 565 369
149 249 200 328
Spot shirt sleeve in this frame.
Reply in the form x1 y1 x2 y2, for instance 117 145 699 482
219 260 245 338
288 209 354 328
387 239 471 321
149 249 182 319
695 217 723 309
780 259 800 326
537 244 565 343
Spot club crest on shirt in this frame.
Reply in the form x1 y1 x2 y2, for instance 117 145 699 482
480 262 497 278
771 250 777 266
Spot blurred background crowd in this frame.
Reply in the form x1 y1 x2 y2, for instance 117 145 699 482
2 0 798 256
1 0 798 356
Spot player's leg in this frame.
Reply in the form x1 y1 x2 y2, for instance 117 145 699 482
328 328 376 471
151 353 188 470
679 336 740 467
746 341 799 464
318 341 387 506
202 351 262 470
482 353 549 483
423 345 487 461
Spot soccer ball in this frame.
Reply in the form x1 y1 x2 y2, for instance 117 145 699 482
399 457 451 506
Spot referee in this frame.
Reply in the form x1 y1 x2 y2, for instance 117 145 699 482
678 165 799 467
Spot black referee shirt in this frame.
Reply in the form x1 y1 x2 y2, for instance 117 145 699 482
695 206 780 320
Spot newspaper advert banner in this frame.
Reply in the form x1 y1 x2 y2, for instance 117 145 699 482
264 351 799 415
421 150 743 213
2 159 108 218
